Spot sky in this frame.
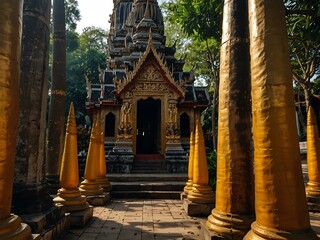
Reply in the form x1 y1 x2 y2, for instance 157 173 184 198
76 0 166 33
76 0 113 33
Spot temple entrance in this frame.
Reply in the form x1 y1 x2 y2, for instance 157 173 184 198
136 97 161 154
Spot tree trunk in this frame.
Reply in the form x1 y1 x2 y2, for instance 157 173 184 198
205 39 218 151
46 0 67 192
13 0 52 214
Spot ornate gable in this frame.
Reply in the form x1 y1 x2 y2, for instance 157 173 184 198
114 37 185 98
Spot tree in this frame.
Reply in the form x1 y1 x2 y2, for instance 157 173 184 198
161 0 223 150
65 0 81 31
285 0 320 133
66 27 107 125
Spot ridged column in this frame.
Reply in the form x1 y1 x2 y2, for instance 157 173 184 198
79 114 103 196
184 131 195 195
54 103 89 212
187 112 215 203
13 0 52 215
97 130 112 192
244 0 318 238
0 1 31 239
46 0 67 190
205 0 254 238
306 107 320 198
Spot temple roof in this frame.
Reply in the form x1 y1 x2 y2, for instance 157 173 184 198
86 0 210 108
113 35 185 97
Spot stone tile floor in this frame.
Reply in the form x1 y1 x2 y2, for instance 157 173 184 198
63 198 320 240
64 199 204 240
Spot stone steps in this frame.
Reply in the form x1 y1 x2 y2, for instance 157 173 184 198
110 190 182 199
131 157 168 174
108 173 187 199
131 161 168 173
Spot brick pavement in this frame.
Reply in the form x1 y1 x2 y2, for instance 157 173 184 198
63 199 204 240
63 198 320 240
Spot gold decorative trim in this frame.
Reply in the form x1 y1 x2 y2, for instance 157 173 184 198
113 37 185 97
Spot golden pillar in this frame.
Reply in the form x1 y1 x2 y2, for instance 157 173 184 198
184 131 195 194
97 130 112 192
54 103 89 212
306 106 320 198
79 114 103 196
244 0 317 238
205 0 254 238
187 112 215 203
0 1 31 239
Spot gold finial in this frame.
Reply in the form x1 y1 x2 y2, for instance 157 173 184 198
79 113 104 196
187 111 214 203
97 130 112 192
54 102 89 212
306 106 320 198
59 102 78 188
184 131 195 194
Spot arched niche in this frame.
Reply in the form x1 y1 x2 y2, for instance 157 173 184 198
105 112 116 137
180 112 190 138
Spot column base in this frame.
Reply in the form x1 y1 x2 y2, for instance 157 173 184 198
20 206 70 238
187 184 215 204
86 192 110 206
201 221 226 240
244 222 318 240
79 179 103 196
97 176 112 192
306 182 320 198
0 214 31 240
183 180 193 195
53 188 89 212
205 209 253 240
70 206 93 227
183 198 214 216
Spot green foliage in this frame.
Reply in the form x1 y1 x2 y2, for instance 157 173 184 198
207 150 217 190
285 0 320 94
164 0 222 41
66 27 107 124
66 30 80 52
313 77 320 95
161 0 222 150
285 0 320 135
65 0 81 31
161 0 221 84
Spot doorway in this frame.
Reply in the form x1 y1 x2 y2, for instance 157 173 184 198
136 97 161 154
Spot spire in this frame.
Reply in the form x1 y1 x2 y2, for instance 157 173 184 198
306 106 320 198
54 102 90 212
79 114 104 196
187 111 215 203
144 0 151 18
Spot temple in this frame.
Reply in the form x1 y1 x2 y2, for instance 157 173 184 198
85 0 210 173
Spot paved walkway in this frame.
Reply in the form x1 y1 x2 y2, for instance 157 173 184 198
64 198 320 240
64 199 204 240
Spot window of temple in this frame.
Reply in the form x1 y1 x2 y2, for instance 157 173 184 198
180 112 190 138
105 112 115 137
